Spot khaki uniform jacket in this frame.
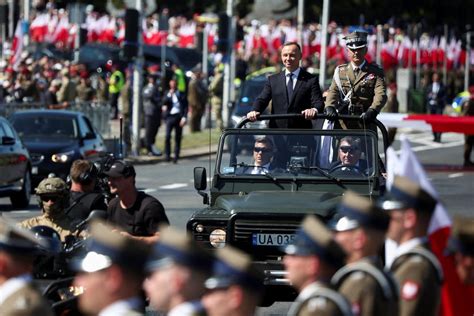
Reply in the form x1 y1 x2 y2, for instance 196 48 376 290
289 282 353 316
390 243 442 316
325 62 387 115
0 282 53 316
18 213 75 242
332 257 398 316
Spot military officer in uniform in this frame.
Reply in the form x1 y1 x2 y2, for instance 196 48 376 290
202 246 264 316
19 176 76 242
72 220 151 315
330 191 398 316
144 226 213 316
0 218 53 316
378 175 442 316
283 215 353 316
324 30 387 128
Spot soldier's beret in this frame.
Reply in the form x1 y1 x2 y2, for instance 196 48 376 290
446 216 474 256
331 191 390 232
283 215 346 268
70 220 151 273
377 175 437 214
344 30 368 49
0 218 47 255
146 225 214 273
204 245 263 291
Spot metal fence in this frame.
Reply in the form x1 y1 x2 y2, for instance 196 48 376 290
0 101 112 137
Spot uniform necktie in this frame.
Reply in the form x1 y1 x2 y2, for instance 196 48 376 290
354 67 360 77
287 73 294 101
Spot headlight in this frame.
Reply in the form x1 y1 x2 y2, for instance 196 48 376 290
195 224 204 233
209 229 226 248
51 150 75 163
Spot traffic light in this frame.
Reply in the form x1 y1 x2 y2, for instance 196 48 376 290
217 12 229 53
123 9 139 60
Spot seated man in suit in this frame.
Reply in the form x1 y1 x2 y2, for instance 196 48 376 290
236 137 275 175
329 136 369 175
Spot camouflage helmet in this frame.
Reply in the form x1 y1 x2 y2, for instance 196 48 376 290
35 177 68 196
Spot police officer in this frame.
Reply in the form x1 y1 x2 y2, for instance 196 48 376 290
378 175 442 316
202 246 264 316
331 191 398 316
325 30 387 128
0 218 53 316
283 215 352 316
144 226 212 316
71 220 150 315
19 177 75 242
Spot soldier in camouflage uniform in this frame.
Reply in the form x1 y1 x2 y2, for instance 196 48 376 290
324 31 387 129
19 177 75 242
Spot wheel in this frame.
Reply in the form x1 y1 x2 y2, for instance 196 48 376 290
10 170 31 209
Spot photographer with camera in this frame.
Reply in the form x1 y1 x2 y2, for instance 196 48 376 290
105 160 169 244
66 160 108 227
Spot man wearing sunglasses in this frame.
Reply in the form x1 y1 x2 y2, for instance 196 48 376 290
244 137 275 175
329 136 369 174
324 30 387 128
19 176 76 242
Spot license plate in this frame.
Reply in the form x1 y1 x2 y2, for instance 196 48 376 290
32 166 38 175
252 233 295 246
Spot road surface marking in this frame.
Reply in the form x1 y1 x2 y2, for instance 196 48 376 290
448 173 464 178
142 188 157 194
159 183 188 189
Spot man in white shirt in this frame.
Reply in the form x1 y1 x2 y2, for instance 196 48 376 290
71 220 151 316
0 218 53 316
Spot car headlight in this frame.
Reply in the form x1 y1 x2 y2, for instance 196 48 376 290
209 229 226 248
51 150 75 163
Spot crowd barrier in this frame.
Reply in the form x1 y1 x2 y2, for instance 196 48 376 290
0 101 111 137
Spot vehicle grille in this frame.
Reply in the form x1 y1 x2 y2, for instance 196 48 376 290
30 153 44 165
232 219 301 242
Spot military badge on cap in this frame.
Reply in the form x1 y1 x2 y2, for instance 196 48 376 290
344 30 368 49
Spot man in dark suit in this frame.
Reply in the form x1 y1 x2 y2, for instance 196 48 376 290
162 79 188 163
246 42 323 128
329 136 369 174
425 72 446 142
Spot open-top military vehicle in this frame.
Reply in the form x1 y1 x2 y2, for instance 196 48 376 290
187 113 388 304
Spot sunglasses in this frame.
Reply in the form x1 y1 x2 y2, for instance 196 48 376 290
339 146 359 154
40 195 60 202
253 147 272 153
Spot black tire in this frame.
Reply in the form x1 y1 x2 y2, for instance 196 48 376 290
10 170 31 209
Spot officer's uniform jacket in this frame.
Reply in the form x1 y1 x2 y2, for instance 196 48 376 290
288 281 353 316
325 61 387 116
332 256 398 316
390 239 443 316
168 300 208 316
18 213 75 242
0 274 53 316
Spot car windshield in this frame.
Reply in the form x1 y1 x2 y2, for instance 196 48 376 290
12 116 78 139
219 129 378 180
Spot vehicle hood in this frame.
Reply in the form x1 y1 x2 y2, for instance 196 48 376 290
22 138 78 153
214 191 341 218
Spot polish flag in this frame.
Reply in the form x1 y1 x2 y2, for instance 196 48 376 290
30 13 49 42
52 14 70 47
10 20 23 71
98 17 116 43
386 136 474 316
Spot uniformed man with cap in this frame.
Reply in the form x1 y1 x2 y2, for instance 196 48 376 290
446 215 474 284
144 226 212 316
19 176 76 242
0 218 53 316
283 215 353 316
331 191 398 316
378 175 442 316
324 30 387 128
202 245 264 316
71 220 151 315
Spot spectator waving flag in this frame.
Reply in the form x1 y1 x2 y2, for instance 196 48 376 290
10 20 23 71
386 135 474 316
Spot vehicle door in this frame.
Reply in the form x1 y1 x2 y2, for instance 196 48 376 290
77 115 106 159
0 119 27 185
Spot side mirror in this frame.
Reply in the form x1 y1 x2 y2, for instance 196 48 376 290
194 167 207 191
194 167 209 204
2 136 16 145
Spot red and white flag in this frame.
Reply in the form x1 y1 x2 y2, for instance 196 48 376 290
10 20 23 71
386 136 474 316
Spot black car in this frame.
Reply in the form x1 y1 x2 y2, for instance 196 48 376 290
9 110 107 187
0 116 32 208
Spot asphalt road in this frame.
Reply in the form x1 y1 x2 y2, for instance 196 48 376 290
1 130 473 315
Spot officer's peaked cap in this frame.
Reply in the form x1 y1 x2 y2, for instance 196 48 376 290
344 30 368 49
0 218 48 255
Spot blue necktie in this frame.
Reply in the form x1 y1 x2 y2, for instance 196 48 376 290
287 73 294 102
319 135 332 168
